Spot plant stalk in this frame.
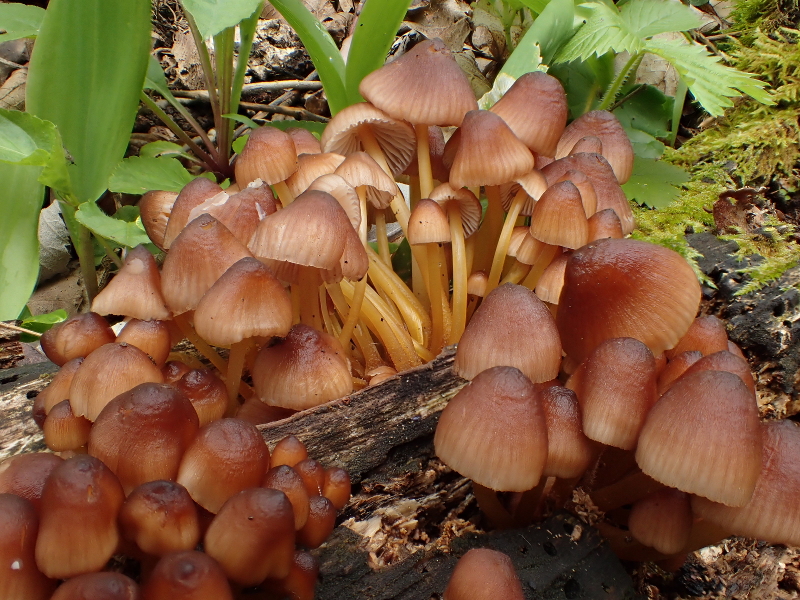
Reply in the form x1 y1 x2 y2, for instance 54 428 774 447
597 53 644 112
183 8 223 136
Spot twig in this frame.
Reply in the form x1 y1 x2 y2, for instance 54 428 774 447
171 95 328 122
0 322 42 338
171 81 323 98
0 57 25 70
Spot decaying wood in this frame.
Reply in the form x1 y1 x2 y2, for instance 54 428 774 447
0 360 52 459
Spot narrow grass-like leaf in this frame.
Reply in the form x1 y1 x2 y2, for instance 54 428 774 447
0 163 44 320
26 0 152 204
517 0 551 14
269 0 348 114
344 0 411 106
74 201 151 248
108 156 196 194
144 54 172 98
0 4 45 42
180 0 262 39
503 0 575 74
645 37 774 115
139 141 194 160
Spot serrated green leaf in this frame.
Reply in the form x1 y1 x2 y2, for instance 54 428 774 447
549 52 615 117
645 38 774 116
108 156 196 194
556 1 642 62
0 4 45 42
180 0 262 39
613 84 672 138
0 162 44 320
620 0 701 38
622 155 690 208
625 127 665 158
0 109 56 165
74 201 151 247
139 141 193 160
26 0 152 205
503 0 575 73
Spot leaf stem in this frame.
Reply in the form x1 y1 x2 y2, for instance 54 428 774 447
228 2 264 157
668 78 688 147
597 52 643 112
59 200 98 305
213 27 236 164
92 233 124 269
183 7 223 136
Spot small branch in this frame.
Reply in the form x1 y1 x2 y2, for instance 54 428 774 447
597 53 643 112
0 57 25 70
173 94 329 122
0 322 42 338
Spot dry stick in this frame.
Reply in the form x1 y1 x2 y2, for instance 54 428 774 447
486 188 527 294
0 322 42 337
447 205 468 343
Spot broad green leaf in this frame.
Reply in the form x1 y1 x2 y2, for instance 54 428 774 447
613 84 672 138
232 136 248 156
0 109 56 165
555 1 642 62
0 4 45 42
144 54 172 98
74 202 151 248
549 52 615 117
180 0 262 39
139 141 194 160
108 156 196 194
19 308 67 341
114 205 142 223
344 0 412 106
39 127 73 196
625 127 665 158
479 73 519 110
503 0 575 74
645 37 774 116
0 163 44 320
518 0 551 14
269 0 348 114
621 155 690 208
26 0 152 205
620 0 701 39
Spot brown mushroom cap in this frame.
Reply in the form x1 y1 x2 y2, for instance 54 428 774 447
665 315 729 359
35 455 125 579
0 494 55 600
51 572 139 600
43 399 92 452
556 110 634 183
297 495 337 549
175 368 228 427
628 488 693 555
163 177 224 249
116 318 173 368
489 71 568 158
88 382 200 494
93 246 171 321
454 283 561 383
285 153 346 198
262 465 311 530
540 385 594 479
190 182 277 247
33 357 84 424
39 312 116 366
252 324 353 411
0 453 63 513
234 126 297 186
435 366 548 492
138 190 177 251
444 548 524 600
529 181 589 250
142 550 234 600
636 370 762 507
556 238 701 363
359 38 477 127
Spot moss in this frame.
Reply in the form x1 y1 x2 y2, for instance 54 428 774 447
632 26 800 292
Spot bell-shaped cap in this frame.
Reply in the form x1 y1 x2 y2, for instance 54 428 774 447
499 169 548 216
665 315 729 359
540 385 594 479
142 550 234 600
285 152 346 198
556 110 634 183
628 488 693 555
449 111 535 188
529 181 589 250
587 207 623 241
455 283 561 382
252 324 353 411
0 453 63 513
116 318 172 368
359 38 477 126
39 312 115 366
190 182 277 247
444 548 524 600
533 251 569 303
435 366 548 492
408 198 452 245
556 238 701 363
50 573 139 600
235 126 297 186
138 190 177 251
335 151 398 210
163 177 224 249
193 257 292 347
490 71 567 158
429 182 483 237
92 246 170 320
636 370 762 506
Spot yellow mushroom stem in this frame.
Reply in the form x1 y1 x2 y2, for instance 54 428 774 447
337 275 368 352
415 124 434 199
297 266 322 330
272 180 295 207
520 244 560 291
486 188 528 294
472 185 506 274
225 339 249 413
446 204 468 344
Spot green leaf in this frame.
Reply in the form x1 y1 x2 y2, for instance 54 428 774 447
645 37 774 116
74 201 151 248
479 73 520 110
0 109 55 165
517 0 551 14
625 127 665 158
223 113 261 129
503 0 575 73
613 84 672 138
180 0 262 39
114 205 141 223
144 54 172 98
621 155 690 208
108 156 196 194
268 0 348 114
139 141 194 160
390 238 412 286
25 0 152 205
548 52 615 117
0 3 45 42
20 308 67 342
620 0 701 38
232 136 248 156
0 163 44 321
556 1 642 62
344 0 412 106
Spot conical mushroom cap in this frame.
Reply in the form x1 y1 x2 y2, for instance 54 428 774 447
335 151 397 210
449 111 535 188
444 548 524 600
138 190 177 251
434 366 548 492
455 283 561 382
429 183 482 238
285 152 345 198
408 198 452 245
161 214 253 316
490 71 568 158
556 110 634 183
235 126 297 186
163 177 224 249
636 370 762 506
194 257 292 347
359 38 477 126
556 238 701 363
529 181 589 250
92 245 170 320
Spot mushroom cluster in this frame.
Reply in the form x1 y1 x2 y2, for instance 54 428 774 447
0 428 349 598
